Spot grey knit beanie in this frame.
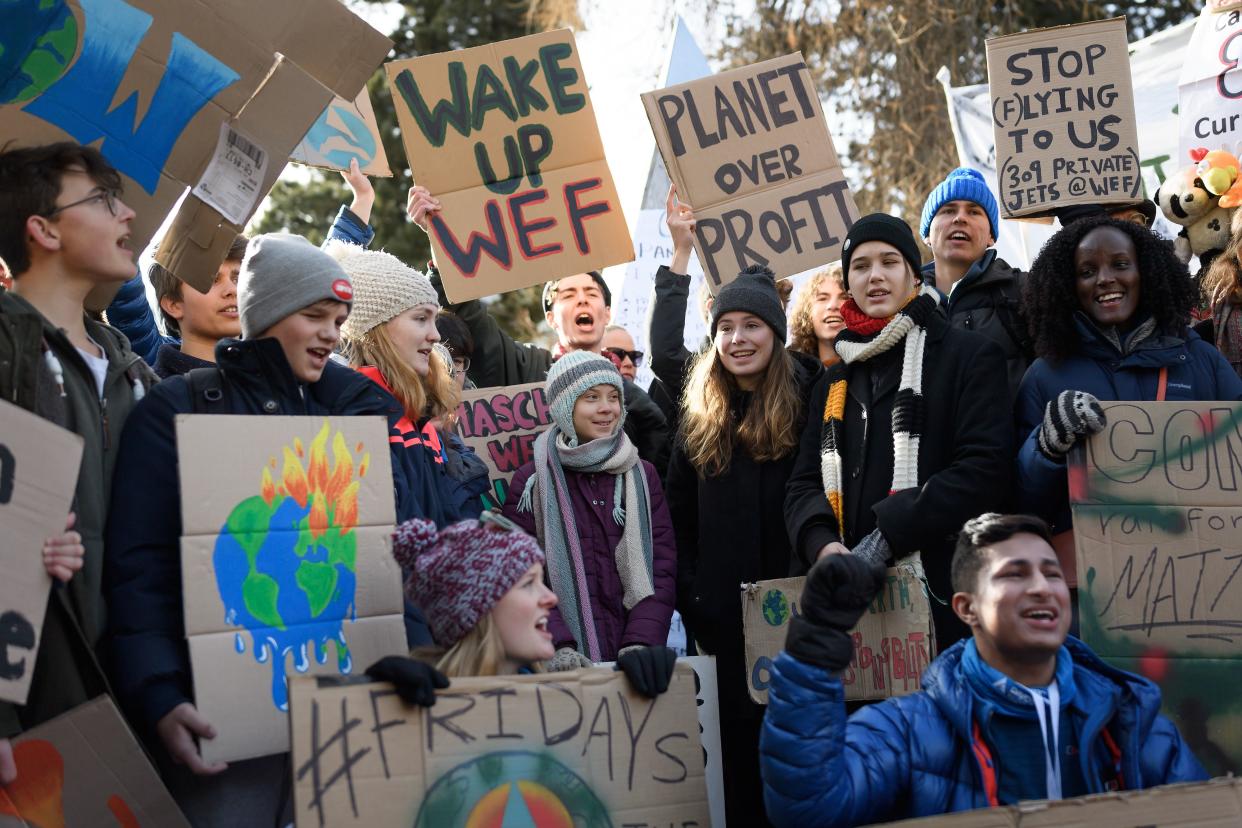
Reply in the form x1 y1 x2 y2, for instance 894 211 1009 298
545 350 626 445
711 269 788 342
238 233 354 339
323 240 440 341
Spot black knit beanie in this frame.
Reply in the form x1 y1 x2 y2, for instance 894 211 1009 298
711 268 788 342
840 213 923 288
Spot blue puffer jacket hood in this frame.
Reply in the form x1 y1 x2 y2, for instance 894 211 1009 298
760 638 1207 828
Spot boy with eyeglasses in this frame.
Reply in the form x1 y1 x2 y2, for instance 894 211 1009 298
0 142 157 781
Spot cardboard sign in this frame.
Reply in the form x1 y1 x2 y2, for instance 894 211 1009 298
1178 8 1242 160
2 0 390 303
454 382 553 509
0 400 84 705
986 18 1142 218
385 30 634 303
742 558 936 704
292 89 393 177
1071 402 1242 775
0 696 189 827
868 777 1242 827
176 416 407 763
288 665 709 828
641 53 859 291
675 656 726 828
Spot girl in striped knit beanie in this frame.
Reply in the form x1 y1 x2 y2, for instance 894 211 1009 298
500 351 678 676
784 213 1015 650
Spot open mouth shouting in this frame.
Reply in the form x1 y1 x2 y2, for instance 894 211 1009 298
535 615 551 640
574 311 596 331
307 347 331 369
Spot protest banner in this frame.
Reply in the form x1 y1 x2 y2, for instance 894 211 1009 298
641 53 858 292
1179 7 1242 160
176 415 407 763
742 557 935 704
454 382 553 509
292 88 392 177
870 776 1242 827
0 696 189 827
0 400 83 706
288 664 710 828
1071 402 1242 776
2 0 390 304
986 17 1142 219
385 30 634 303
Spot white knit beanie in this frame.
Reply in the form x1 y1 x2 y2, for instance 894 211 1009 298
324 240 440 341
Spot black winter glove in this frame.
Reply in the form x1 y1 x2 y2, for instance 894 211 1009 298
366 656 450 706
1038 390 1106 462
615 645 678 698
786 554 887 671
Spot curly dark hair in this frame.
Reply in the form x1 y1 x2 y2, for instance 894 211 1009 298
1024 215 1196 363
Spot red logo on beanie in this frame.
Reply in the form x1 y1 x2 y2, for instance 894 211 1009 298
331 279 353 301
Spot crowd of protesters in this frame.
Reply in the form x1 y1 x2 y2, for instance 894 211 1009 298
1 132 1239 828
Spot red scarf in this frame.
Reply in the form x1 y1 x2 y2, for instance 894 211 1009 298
840 288 921 337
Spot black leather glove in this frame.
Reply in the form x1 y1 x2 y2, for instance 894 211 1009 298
366 656 449 706
1038 389 1106 462
615 645 677 698
786 554 887 671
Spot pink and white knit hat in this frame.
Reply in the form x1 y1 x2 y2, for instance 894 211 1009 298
392 516 545 648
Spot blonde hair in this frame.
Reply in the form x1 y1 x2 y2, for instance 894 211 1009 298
345 320 459 427
411 613 545 677
789 266 846 357
1202 217 1242 307
679 336 802 477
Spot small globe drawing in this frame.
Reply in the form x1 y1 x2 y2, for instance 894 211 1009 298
762 589 789 627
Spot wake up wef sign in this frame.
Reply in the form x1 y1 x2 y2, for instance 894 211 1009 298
386 29 634 303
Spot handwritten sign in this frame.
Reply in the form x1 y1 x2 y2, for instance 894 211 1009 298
1179 7 1242 160
176 416 407 763
1072 402 1242 774
0 696 189 827
288 665 709 828
0 400 83 705
3 0 390 302
642 53 858 291
741 559 935 705
292 88 393 177
385 30 634 302
987 17 1142 218
454 382 553 509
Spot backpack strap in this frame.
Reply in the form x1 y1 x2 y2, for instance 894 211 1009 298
185 367 229 414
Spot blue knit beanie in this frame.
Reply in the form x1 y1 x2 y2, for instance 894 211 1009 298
919 167 999 241
545 351 626 445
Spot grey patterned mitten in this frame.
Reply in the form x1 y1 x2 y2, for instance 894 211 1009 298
1038 390 1106 462
851 528 892 568
546 647 594 672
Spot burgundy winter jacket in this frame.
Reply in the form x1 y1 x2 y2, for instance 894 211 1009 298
502 459 677 660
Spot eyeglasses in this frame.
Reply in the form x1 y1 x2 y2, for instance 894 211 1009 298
604 346 644 366
451 355 471 373
43 188 121 219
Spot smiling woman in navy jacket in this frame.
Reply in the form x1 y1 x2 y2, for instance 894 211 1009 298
1015 216 1242 561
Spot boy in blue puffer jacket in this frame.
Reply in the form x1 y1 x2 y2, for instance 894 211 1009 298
760 513 1206 828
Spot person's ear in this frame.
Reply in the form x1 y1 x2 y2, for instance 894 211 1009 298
952 591 979 627
159 293 186 322
545 307 557 329
602 305 612 326
25 215 61 253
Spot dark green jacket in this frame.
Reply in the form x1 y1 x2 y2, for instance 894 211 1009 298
0 288 156 737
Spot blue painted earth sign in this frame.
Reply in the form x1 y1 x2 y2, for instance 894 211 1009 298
176 415 407 764
292 89 392 176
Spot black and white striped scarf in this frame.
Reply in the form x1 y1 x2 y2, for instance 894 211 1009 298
820 284 939 535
